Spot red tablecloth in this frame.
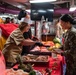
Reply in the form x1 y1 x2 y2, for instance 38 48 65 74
48 55 64 75
13 55 65 75
33 55 65 75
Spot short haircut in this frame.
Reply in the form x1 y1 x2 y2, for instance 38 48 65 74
60 14 73 23
19 22 28 31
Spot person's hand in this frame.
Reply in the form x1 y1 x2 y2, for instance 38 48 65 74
35 42 44 46
52 49 63 54
32 36 39 41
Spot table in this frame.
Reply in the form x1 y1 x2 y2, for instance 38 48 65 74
13 55 65 75
33 55 65 75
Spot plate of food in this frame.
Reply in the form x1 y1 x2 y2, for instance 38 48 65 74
22 55 49 63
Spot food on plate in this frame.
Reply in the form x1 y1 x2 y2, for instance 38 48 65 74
53 37 61 44
48 43 61 51
42 41 55 47
55 43 61 49
36 56 48 62
48 46 56 51
5 69 29 75
22 55 48 62
42 41 46 44
22 55 38 61
16 55 34 72
30 46 49 52
30 46 40 51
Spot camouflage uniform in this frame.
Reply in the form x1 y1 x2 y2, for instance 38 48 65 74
63 27 76 75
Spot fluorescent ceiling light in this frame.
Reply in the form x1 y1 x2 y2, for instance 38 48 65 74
33 13 38 15
69 6 76 12
38 10 46 13
26 9 31 13
30 0 56 3
47 9 54 12
17 5 23 8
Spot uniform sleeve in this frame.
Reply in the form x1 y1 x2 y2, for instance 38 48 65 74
63 32 76 56
70 32 76 53
11 30 24 46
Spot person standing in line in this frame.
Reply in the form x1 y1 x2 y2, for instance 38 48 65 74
58 14 76 75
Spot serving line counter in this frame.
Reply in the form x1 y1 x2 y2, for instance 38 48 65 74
33 55 65 75
0 50 65 75
13 55 65 75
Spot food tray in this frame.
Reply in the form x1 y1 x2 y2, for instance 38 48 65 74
29 51 51 56
23 61 48 63
22 55 49 65
23 60 49 65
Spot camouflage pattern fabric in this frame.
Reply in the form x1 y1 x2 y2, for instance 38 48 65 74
63 27 76 75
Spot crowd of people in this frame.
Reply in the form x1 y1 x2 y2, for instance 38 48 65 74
59 14 76 75
0 11 43 67
0 12 76 75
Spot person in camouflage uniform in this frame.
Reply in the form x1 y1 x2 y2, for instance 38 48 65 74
59 14 76 75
